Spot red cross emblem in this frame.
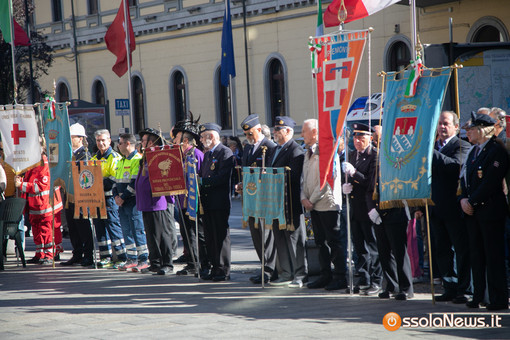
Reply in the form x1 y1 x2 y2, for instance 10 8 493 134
11 124 26 145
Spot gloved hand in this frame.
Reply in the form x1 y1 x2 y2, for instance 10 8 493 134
342 183 353 194
342 162 356 176
368 208 382 225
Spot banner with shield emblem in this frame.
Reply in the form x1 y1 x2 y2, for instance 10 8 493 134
71 161 107 219
242 167 286 230
379 67 452 208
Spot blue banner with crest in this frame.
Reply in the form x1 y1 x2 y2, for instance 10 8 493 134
242 167 286 229
185 153 199 221
379 67 451 208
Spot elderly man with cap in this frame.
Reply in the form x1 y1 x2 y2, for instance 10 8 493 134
61 123 94 267
461 112 509 310
172 116 210 277
199 123 234 281
269 116 307 288
236 114 277 284
342 123 382 295
135 128 177 275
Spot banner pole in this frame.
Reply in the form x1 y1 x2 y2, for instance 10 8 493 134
344 129 353 295
8 0 17 103
123 0 135 134
190 154 203 278
260 146 268 288
424 200 435 304
83 148 98 269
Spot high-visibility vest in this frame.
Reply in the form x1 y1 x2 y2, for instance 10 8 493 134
91 147 121 196
113 150 142 201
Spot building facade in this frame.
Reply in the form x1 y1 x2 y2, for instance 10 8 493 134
32 0 510 137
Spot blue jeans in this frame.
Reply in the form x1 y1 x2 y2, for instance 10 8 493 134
119 198 148 262
94 196 127 261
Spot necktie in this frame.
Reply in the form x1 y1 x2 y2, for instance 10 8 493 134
272 146 282 164
472 145 480 163
307 147 313 158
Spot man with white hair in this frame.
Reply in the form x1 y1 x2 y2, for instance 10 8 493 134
61 123 94 267
199 123 234 281
489 107 507 143
301 119 346 290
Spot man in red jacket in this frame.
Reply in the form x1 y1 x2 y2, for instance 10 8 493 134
15 154 63 264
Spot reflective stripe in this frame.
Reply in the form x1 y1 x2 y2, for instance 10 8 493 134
29 207 54 215
28 190 50 197
22 182 28 192
136 245 148 252
115 249 126 255
98 240 110 246
127 186 136 194
53 202 63 210
105 190 113 196
100 250 111 256
35 249 42 253
126 250 137 255
125 243 136 249
35 244 43 249
116 178 132 183
33 183 40 194
112 239 124 246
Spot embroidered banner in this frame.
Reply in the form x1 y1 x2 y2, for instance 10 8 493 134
242 167 286 230
185 153 199 221
379 67 452 208
0 104 41 174
145 146 186 197
311 30 367 190
41 102 73 196
72 161 107 219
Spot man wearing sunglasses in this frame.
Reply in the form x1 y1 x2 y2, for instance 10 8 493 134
237 114 277 284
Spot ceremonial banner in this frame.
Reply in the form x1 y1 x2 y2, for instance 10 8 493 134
41 101 72 196
71 161 106 219
311 30 367 189
379 67 452 208
0 104 41 174
145 146 186 197
242 167 286 230
185 153 199 221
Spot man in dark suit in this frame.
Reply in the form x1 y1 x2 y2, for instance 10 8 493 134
342 123 382 295
236 114 278 284
199 123 234 281
431 111 472 303
269 116 307 288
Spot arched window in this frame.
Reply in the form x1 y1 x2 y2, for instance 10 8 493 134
57 82 69 102
132 75 145 134
467 17 509 43
92 80 105 105
172 71 187 124
266 58 287 125
52 0 62 22
217 67 232 130
88 0 98 15
383 35 412 79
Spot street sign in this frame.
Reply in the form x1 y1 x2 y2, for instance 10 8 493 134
115 99 130 116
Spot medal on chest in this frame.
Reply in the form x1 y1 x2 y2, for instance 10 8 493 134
477 168 483 179
211 158 217 170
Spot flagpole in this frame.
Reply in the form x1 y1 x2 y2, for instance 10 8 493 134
8 0 17 103
123 0 135 134
410 0 417 59
229 75 235 137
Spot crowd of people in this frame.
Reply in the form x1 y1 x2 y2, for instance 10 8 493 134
1 107 509 310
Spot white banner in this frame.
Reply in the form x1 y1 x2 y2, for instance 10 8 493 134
0 105 41 174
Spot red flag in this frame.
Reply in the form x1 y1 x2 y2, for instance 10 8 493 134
13 20 30 46
104 0 135 77
324 0 400 27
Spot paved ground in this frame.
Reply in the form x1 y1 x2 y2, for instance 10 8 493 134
1 200 509 339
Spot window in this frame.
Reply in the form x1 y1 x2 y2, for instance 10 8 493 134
92 80 105 105
128 0 137 6
268 58 286 124
88 0 98 15
383 35 412 79
468 17 509 43
172 71 187 124
57 82 69 102
132 75 145 134
52 0 63 22
217 67 232 130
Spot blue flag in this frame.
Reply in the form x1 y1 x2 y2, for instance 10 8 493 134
42 102 73 197
185 153 199 221
242 167 286 229
379 67 451 208
220 0 235 87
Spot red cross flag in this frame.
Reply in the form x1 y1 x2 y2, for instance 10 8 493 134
0 105 42 174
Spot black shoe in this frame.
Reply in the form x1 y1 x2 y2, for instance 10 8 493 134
174 254 190 264
249 274 261 283
486 303 509 311
325 280 347 291
54 254 61 261
452 295 468 304
466 300 480 308
345 285 361 294
435 293 454 302
60 257 82 266
157 266 173 275
362 285 381 296
307 276 331 289
177 265 196 275
252 274 269 284
81 258 94 267
27 257 40 264
379 291 392 299
38 258 51 265
202 273 214 280
212 275 230 282
394 292 412 301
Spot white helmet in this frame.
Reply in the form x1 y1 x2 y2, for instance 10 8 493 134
69 123 86 137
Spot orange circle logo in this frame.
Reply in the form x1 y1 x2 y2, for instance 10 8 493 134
383 312 401 331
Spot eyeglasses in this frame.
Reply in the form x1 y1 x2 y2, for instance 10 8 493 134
274 126 286 131
243 131 253 136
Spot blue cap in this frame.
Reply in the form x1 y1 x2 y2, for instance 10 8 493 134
241 114 260 131
199 123 222 134
466 112 496 128
274 116 296 128
352 123 374 135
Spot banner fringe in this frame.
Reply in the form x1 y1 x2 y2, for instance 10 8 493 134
379 199 434 210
